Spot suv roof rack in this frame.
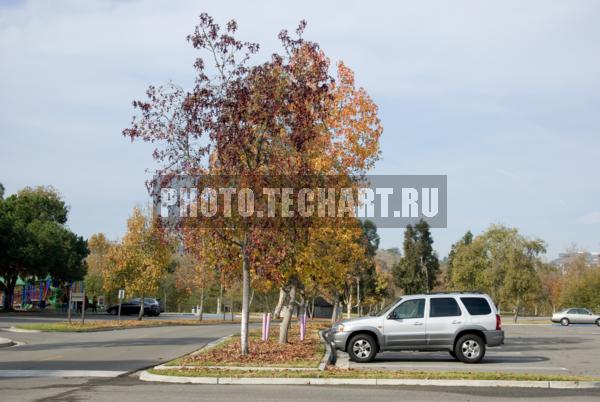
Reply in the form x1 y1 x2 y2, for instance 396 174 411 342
426 291 483 295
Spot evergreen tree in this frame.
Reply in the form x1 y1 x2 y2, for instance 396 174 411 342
392 220 439 294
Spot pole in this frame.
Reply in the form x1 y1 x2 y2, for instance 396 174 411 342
81 286 86 325
67 286 72 324
118 298 122 322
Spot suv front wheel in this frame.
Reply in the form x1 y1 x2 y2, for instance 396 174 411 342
455 334 486 364
348 334 377 363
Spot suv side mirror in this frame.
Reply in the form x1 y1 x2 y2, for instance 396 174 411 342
387 312 397 320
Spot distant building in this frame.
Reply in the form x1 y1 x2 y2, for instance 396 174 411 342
551 251 600 270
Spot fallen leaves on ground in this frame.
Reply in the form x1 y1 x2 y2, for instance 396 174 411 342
183 322 326 367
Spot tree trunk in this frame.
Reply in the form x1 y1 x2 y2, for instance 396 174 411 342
513 304 520 323
273 287 286 318
356 277 361 316
240 244 250 355
279 283 296 344
217 281 223 315
1 277 16 311
137 295 144 320
346 291 352 319
331 294 339 325
198 287 204 321
230 291 234 321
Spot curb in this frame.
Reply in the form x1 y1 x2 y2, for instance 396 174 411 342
318 329 334 370
138 371 600 389
4 327 40 333
0 337 15 348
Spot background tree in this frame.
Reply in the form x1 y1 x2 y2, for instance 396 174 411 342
448 224 546 320
104 207 172 320
0 186 88 310
392 220 439 294
446 230 472 286
85 233 113 300
173 251 215 320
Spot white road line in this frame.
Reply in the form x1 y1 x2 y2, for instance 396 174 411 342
0 370 127 378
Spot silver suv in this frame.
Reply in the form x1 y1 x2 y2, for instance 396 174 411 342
330 292 504 364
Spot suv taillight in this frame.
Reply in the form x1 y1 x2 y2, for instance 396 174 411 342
496 314 502 331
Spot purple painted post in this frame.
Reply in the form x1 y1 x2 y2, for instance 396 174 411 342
300 311 307 341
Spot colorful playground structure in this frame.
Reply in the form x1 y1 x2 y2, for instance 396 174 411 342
0 277 97 311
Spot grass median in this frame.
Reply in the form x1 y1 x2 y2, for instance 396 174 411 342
14 319 246 332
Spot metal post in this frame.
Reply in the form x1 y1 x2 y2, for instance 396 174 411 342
81 287 86 325
67 286 72 324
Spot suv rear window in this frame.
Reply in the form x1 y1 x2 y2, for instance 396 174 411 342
429 298 461 317
460 297 492 315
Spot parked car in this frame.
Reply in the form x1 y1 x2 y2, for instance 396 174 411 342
551 308 600 326
329 292 504 364
106 298 161 317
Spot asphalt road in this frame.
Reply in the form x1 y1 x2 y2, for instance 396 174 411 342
1 314 600 401
2 377 600 402
0 319 239 372
344 323 600 376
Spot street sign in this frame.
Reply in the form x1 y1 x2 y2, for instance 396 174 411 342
71 292 84 302
118 289 125 299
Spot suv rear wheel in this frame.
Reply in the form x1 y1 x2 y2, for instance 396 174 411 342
560 318 570 326
348 334 377 363
595 319 600 327
455 334 485 364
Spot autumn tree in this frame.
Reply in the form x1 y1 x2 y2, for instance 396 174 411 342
124 14 382 352
104 207 172 320
85 233 114 299
173 252 214 320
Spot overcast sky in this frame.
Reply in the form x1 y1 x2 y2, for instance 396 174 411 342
1 0 599 259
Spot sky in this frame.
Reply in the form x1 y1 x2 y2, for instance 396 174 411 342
1 0 599 260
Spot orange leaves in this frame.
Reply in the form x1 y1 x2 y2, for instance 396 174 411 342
316 62 382 175
103 207 173 297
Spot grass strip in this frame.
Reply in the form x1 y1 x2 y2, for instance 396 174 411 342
15 319 244 332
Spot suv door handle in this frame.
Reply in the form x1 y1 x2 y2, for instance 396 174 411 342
452 320 462 324
414 322 424 326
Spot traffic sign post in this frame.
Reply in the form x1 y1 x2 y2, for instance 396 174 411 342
71 291 85 325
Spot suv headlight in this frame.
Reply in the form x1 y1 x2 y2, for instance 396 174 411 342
333 324 345 333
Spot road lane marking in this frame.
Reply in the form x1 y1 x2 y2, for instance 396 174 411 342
0 370 127 378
